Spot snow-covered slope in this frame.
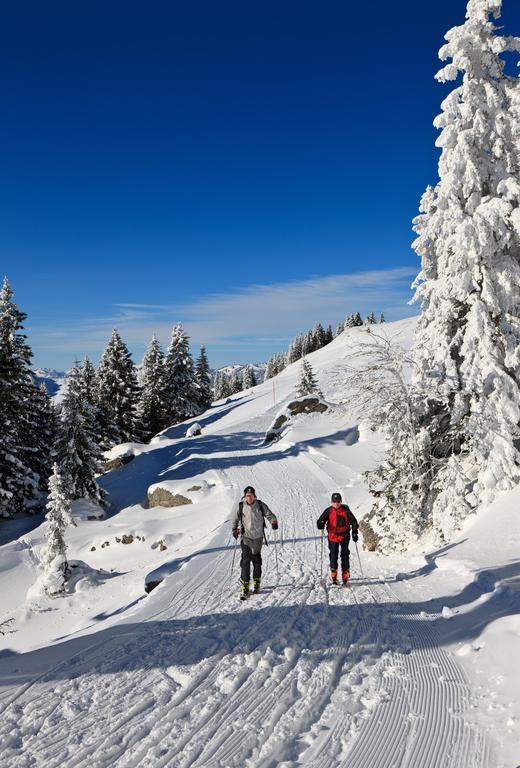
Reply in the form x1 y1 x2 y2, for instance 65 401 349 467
1 316 518 768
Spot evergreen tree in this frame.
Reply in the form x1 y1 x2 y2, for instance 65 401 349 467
97 330 140 446
0 278 39 516
311 323 327 350
304 329 316 354
365 312 376 325
379 313 386 323
297 358 320 397
229 369 243 394
195 345 212 411
163 324 200 423
43 463 75 595
344 314 356 329
375 0 520 545
335 320 345 337
76 357 104 445
138 336 168 440
57 365 105 505
242 364 257 389
353 312 363 326
29 383 59 493
325 324 334 344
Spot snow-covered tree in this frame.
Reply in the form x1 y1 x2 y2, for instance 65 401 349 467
56 365 105 505
42 463 75 595
311 322 327 350
195 345 212 411
365 312 376 325
353 312 363 327
379 313 386 323
325 324 334 344
372 0 520 547
163 324 200 423
97 330 140 446
297 358 320 397
242 364 257 389
266 353 286 379
335 320 345 337
138 335 168 440
213 371 230 400
0 278 39 516
229 369 243 394
343 330 431 551
29 383 59 494
288 334 304 363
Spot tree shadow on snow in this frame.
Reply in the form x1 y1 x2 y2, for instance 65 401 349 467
1 558 518 687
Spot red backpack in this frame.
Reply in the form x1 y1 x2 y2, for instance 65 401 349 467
327 505 350 543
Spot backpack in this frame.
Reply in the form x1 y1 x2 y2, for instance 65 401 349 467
327 505 350 542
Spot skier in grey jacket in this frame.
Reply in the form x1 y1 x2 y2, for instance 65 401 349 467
232 485 278 598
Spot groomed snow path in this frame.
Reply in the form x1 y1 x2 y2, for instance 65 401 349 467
0 442 492 768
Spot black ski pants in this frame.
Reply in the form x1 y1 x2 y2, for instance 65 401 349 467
328 538 350 572
240 541 262 583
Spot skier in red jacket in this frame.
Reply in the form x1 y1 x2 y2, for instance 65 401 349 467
317 492 359 584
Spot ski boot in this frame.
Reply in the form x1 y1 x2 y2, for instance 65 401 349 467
240 580 250 601
342 569 350 586
252 578 261 594
331 570 338 586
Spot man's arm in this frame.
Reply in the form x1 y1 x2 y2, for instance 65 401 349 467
260 501 278 529
317 508 329 530
346 507 359 540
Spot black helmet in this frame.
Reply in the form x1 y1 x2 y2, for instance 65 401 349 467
331 492 342 502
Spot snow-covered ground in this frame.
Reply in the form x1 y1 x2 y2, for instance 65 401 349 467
1 317 519 768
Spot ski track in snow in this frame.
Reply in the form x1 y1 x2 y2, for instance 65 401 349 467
0 425 492 768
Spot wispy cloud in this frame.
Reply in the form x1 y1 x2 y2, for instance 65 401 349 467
31 268 418 365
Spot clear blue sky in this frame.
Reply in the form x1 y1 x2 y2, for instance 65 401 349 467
1 0 519 370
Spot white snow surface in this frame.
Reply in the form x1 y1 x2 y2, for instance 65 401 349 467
1 317 519 768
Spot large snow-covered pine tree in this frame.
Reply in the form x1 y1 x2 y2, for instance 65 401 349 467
378 0 520 545
97 330 140 446
0 278 40 516
56 365 105 505
138 335 168 440
195 345 212 411
297 358 320 397
163 324 200 424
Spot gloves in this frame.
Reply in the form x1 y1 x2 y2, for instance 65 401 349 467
232 528 240 540
352 532 358 542
317 521 324 530
271 520 278 531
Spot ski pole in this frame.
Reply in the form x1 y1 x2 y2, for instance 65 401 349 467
354 540 364 579
320 531 324 577
274 530 279 581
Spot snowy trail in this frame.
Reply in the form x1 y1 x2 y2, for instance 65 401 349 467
0 433 492 768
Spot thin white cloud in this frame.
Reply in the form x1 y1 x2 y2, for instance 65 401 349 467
31 268 418 364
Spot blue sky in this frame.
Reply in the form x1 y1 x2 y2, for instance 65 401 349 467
1 0 519 370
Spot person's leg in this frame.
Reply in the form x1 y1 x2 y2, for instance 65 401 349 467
328 540 339 582
240 542 252 592
252 550 262 590
340 539 351 582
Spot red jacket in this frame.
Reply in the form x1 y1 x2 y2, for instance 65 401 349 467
317 504 359 543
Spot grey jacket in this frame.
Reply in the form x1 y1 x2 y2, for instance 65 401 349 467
232 499 277 550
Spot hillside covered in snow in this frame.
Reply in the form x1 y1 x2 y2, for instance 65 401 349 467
1 316 518 768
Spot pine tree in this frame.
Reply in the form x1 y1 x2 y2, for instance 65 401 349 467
97 330 140 446
56 365 105 505
379 313 386 323
335 320 345 336
311 323 327 350
163 324 200 423
29 383 59 494
195 345 212 411
353 312 363 326
377 0 520 545
0 278 39 516
242 364 256 389
76 357 104 445
297 358 320 397
365 312 376 325
325 324 334 344
138 336 168 440
43 463 75 595
229 369 243 394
